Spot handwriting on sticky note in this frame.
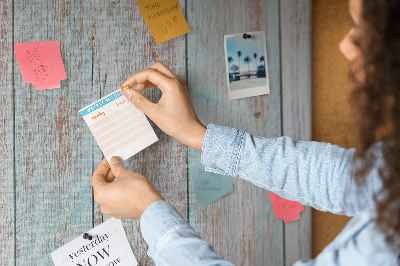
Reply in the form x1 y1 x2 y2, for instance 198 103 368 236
14 41 67 90
137 0 191 43
190 162 233 208
269 192 304 223
80 90 158 162
51 218 138 266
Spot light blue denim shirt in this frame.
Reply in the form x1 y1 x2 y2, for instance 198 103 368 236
140 124 399 265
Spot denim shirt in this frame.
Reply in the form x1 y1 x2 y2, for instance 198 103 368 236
140 124 399 265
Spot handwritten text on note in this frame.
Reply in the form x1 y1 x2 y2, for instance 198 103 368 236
14 41 67 90
137 0 191 43
190 162 233 208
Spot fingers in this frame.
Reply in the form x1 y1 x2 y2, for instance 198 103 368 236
120 68 172 93
135 81 156 92
147 61 178 79
121 89 158 116
106 169 116 183
109 156 130 179
92 159 110 189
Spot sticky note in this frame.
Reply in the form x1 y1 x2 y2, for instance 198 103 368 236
79 90 158 162
137 0 191 43
51 218 138 266
190 162 233 208
14 41 67 90
269 192 304 223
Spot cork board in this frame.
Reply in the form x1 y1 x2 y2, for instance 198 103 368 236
312 0 353 257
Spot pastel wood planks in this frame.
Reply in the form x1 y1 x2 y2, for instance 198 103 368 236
187 0 285 264
0 0 15 265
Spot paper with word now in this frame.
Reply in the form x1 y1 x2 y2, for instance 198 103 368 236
269 192 304 223
190 162 233 208
137 0 191 43
80 90 158 162
51 218 138 266
14 41 67 90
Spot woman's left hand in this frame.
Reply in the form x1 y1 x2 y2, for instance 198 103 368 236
91 157 164 219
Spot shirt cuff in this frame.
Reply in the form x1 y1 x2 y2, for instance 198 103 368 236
140 200 189 260
201 124 245 176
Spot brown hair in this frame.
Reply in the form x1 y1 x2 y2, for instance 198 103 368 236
350 0 400 251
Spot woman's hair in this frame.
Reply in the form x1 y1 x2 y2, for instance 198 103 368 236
350 0 400 251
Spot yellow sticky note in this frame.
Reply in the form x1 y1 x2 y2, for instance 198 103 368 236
137 0 191 43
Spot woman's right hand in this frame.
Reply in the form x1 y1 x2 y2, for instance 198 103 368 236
120 62 207 151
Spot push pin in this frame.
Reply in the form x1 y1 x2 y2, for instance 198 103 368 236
83 233 96 241
242 33 252 39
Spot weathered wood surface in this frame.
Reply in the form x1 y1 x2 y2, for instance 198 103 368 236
0 1 14 265
13 1 95 265
280 1 313 265
187 0 285 265
90 0 188 264
2 0 311 265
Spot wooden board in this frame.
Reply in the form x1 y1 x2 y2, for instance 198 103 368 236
0 0 14 264
90 0 188 264
13 1 96 264
187 0 285 264
3 0 312 264
280 0 313 264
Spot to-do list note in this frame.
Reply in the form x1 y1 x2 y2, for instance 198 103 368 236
137 0 191 43
80 90 158 162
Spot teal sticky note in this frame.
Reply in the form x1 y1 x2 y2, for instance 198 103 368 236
190 162 233 208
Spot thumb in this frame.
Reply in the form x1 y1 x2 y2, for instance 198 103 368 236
109 156 129 178
122 88 154 115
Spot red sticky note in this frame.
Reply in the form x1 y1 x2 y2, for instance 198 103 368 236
14 41 67 90
269 191 304 223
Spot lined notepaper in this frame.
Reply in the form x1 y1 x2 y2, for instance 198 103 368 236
80 90 158 162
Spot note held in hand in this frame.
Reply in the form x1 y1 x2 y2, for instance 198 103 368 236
79 90 158 162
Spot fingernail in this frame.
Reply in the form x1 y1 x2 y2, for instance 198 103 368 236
123 89 133 100
110 156 122 165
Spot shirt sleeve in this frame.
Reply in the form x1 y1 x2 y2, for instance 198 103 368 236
201 124 383 216
140 200 235 266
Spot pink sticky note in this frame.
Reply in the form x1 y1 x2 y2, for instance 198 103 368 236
14 41 67 90
269 191 304 223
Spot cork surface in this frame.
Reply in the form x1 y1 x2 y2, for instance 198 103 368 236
312 0 353 257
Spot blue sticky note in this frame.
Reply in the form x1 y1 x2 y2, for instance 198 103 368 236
190 162 233 208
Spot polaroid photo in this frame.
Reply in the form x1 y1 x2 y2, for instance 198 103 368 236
224 31 270 100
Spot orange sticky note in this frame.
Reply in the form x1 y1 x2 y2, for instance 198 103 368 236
14 41 67 90
137 0 191 43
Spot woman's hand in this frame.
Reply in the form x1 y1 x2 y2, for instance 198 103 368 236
120 61 206 151
91 157 164 220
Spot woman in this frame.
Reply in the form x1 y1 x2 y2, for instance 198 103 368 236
91 0 400 264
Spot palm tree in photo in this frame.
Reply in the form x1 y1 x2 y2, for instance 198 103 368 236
253 53 258 73
227 56 234 73
258 55 266 77
244 56 252 78
260 55 265 66
237 51 242 76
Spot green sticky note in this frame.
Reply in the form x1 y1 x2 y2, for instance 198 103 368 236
190 162 233 208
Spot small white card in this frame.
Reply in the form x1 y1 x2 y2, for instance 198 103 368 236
79 90 158 162
51 218 138 266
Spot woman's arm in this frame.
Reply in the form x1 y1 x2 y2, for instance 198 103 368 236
119 62 382 217
201 124 382 216
140 201 234 265
92 158 234 265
